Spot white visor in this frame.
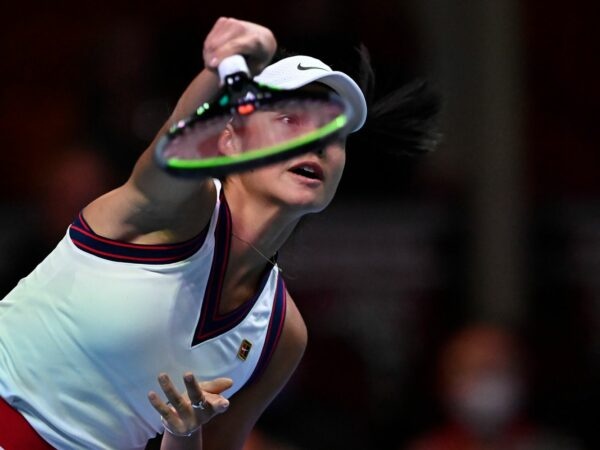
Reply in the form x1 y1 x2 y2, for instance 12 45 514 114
254 55 367 133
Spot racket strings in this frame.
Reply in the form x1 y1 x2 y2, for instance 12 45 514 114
165 98 346 161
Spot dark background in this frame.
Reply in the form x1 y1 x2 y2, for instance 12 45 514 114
1 1 599 449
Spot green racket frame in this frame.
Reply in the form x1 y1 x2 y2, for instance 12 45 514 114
154 69 350 178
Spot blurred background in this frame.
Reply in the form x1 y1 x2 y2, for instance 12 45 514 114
1 1 599 449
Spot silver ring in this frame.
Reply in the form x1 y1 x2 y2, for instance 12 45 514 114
192 400 206 410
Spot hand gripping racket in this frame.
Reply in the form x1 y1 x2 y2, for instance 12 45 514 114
154 55 352 177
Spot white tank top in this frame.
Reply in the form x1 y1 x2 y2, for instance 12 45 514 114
0 180 287 449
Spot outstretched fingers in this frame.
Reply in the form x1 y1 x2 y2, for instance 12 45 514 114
188 373 232 414
148 372 233 436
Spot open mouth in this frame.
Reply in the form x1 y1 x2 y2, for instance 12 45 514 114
289 163 323 180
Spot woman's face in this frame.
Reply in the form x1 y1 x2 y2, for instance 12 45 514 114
229 137 346 216
223 84 347 215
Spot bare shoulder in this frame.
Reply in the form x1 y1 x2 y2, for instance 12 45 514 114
82 161 216 244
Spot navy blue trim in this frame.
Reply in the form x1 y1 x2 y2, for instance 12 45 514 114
69 213 209 264
245 274 287 386
191 195 274 346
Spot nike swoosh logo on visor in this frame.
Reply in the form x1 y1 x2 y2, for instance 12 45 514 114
297 63 328 71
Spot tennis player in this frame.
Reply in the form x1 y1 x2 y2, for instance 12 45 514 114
0 16 440 450
0 17 367 450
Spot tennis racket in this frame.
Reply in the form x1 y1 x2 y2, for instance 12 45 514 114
154 55 352 177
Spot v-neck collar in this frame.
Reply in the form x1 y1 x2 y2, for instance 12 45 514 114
191 194 274 346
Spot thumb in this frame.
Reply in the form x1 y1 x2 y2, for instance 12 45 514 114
199 377 234 394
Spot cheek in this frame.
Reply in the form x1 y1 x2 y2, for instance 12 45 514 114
331 153 346 184
241 162 286 189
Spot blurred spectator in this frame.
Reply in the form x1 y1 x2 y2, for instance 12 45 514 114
406 323 582 450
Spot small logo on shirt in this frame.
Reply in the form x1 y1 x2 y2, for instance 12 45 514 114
237 339 253 361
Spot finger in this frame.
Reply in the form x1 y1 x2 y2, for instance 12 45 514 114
203 18 275 73
204 17 242 48
209 38 275 74
198 377 234 394
203 391 230 414
148 391 179 423
204 16 233 44
182 373 232 415
183 372 206 407
149 390 196 436
203 18 240 68
157 373 188 411
183 373 229 413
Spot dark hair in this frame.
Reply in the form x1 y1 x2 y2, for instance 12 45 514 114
356 44 442 157
272 46 443 157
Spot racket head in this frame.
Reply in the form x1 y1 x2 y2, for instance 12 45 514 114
154 77 351 178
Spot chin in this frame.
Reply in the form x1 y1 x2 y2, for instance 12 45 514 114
287 195 333 215
270 179 338 214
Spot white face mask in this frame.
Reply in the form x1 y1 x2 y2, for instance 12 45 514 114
452 372 522 436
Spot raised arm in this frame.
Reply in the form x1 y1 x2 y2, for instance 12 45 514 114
83 18 276 245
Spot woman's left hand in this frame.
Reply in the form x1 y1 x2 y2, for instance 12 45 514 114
148 372 233 436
